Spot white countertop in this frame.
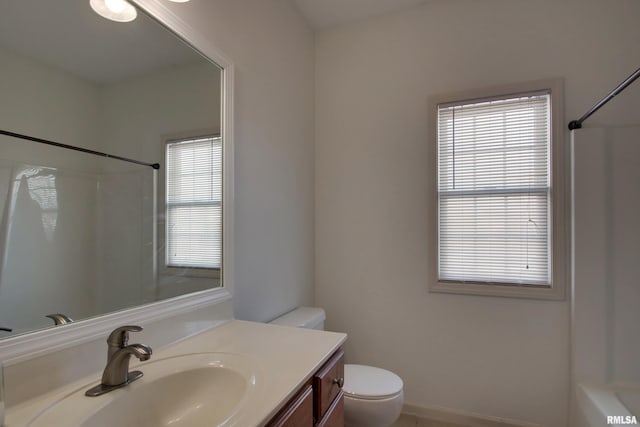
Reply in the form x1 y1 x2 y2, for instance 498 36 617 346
6 320 347 427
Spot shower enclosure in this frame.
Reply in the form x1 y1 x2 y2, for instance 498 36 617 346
0 132 157 336
570 68 640 426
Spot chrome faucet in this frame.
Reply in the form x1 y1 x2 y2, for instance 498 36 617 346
46 313 73 325
85 325 152 397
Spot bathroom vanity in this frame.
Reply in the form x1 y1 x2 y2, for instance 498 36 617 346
4 319 346 426
268 348 345 426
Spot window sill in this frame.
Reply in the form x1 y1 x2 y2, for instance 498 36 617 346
429 280 565 300
162 266 221 279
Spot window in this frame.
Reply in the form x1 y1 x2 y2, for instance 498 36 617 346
429 80 565 299
165 135 222 276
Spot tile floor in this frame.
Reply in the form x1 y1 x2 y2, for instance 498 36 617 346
392 413 467 427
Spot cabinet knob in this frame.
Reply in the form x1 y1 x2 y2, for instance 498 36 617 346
333 377 344 388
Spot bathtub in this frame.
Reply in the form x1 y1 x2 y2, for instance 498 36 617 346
577 383 639 427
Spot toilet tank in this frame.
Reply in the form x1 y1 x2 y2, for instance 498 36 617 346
269 307 326 330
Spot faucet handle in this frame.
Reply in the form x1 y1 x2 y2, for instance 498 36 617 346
107 325 143 348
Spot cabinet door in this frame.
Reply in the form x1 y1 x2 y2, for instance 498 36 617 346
313 349 345 421
315 391 344 427
268 384 314 427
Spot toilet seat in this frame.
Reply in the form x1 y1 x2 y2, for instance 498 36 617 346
343 364 403 400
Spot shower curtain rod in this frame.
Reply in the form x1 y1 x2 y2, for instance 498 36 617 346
0 129 160 169
568 66 640 131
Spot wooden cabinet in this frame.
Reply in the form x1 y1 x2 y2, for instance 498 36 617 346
267 348 345 427
268 384 314 427
315 390 344 427
313 349 344 426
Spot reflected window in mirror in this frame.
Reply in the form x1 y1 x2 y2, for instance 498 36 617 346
165 135 222 279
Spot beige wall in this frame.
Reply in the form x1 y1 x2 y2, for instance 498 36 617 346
158 0 316 321
0 45 103 163
315 0 640 426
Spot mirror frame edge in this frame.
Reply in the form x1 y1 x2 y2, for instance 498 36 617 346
0 0 235 365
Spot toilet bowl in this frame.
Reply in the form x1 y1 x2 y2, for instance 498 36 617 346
342 364 403 427
269 307 404 427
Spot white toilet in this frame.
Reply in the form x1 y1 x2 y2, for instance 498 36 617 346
270 307 404 427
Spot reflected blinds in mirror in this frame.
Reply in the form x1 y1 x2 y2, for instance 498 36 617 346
437 93 551 286
166 135 222 269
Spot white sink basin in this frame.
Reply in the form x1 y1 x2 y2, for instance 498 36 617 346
27 353 259 427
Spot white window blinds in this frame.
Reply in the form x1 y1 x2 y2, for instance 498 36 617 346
437 93 551 286
166 136 222 269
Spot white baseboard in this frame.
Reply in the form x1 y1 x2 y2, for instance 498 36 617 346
402 402 545 427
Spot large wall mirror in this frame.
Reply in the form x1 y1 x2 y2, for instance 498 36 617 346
0 0 232 342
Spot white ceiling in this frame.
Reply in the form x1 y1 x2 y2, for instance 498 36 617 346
0 0 206 84
293 0 429 30
1 0 428 83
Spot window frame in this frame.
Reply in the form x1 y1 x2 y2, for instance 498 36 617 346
428 79 566 300
159 130 222 279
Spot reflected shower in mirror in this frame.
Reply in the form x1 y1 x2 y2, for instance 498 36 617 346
0 0 223 337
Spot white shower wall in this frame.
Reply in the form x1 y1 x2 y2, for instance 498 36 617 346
0 164 99 333
572 127 640 385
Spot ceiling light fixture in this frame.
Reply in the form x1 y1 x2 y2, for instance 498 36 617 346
90 0 137 22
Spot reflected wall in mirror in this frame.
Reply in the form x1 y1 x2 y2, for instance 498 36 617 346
0 0 223 337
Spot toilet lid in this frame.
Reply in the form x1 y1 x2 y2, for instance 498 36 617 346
343 364 403 399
